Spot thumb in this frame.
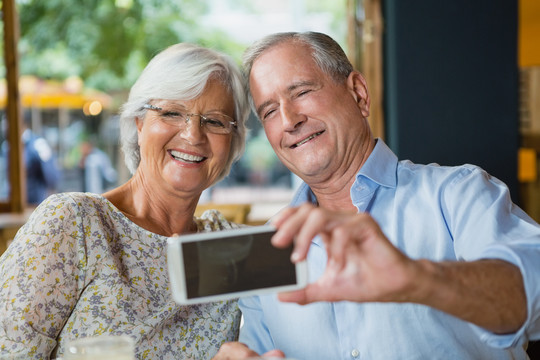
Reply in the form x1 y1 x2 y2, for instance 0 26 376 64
261 349 286 358
277 289 308 304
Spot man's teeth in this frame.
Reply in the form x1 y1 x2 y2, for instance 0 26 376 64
170 150 204 162
293 132 322 148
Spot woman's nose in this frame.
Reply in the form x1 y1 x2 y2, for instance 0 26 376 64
179 115 205 142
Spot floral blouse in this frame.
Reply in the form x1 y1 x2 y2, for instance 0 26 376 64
0 192 242 359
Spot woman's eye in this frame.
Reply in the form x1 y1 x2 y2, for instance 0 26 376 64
205 118 226 128
162 111 182 117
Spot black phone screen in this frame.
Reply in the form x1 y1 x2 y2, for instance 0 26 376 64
181 230 296 299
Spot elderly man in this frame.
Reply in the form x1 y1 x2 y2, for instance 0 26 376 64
214 32 540 360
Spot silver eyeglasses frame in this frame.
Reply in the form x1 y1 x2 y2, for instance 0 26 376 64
142 103 237 135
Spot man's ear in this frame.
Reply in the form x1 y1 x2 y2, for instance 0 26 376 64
347 71 370 118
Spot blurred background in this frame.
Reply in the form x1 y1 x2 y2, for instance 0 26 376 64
0 0 346 222
0 0 539 227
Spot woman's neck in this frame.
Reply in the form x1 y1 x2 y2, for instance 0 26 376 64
104 177 200 237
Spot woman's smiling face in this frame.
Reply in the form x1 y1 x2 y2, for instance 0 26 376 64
136 78 235 196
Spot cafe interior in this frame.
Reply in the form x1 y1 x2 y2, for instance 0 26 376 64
0 0 539 357
1 1 539 240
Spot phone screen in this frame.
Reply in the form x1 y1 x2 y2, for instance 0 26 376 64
181 230 296 299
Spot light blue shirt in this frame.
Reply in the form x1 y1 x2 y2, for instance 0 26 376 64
239 140 540 360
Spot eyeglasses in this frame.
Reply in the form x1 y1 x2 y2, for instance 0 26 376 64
142 104 237 135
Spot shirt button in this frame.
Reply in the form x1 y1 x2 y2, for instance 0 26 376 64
351 349 360 358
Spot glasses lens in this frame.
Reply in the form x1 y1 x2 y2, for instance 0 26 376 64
148 104 234 134
202 114 232 134
155 108 185 124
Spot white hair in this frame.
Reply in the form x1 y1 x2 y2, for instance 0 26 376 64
242 32 353 115
119 43 248 182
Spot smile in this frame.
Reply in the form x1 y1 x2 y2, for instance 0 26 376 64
291 131 324 148
169 150 206 163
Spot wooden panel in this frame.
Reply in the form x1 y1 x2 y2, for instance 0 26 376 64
520 67 540 134
347 0 385 140
519 0 540 67
1 0 25 213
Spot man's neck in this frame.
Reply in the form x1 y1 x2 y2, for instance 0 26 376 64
304 137 376 212
315 190 357 212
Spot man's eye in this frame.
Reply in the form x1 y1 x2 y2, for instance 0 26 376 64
297 89 311 97
263 109 276 120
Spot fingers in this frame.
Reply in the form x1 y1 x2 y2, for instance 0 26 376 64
322 213 378 270
275 210 407 304
271 204 409 305
272 203 349 263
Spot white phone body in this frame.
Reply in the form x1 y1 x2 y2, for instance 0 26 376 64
167 225 308 305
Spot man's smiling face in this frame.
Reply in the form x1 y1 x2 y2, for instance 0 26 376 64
249 40 371 182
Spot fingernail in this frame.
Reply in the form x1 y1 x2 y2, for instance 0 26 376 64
291 251 301 263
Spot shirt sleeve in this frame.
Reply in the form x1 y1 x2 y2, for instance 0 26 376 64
444 166 540 347
475 241 540 348
238 295 275 354
0 194 86 359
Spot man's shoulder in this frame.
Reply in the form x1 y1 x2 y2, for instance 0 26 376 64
398 160 482 179
395 161 492 197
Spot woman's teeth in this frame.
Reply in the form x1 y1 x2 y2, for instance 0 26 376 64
293 131 323 148
170 150 204 163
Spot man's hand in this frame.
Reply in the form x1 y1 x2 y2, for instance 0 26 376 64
271 203 421 305
212 342 285 359
270 203 527 334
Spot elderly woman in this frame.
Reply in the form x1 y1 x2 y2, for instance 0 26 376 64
0 43 248 359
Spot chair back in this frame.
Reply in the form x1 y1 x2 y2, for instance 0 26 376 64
195 203 251 224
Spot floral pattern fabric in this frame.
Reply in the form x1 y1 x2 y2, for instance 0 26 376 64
0 192 242 359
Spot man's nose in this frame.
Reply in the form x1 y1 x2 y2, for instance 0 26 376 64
280 103 305 131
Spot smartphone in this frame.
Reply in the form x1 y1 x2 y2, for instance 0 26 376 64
167 225 308 304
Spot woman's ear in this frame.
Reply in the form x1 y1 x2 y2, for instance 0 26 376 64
136 117 144 145
347 71 371 118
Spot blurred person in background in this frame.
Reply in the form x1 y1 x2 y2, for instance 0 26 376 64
0 42 248 359
0 112 61 205
22 111 61 205
79 136 118 194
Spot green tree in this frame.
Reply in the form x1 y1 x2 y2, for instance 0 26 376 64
15 0 243 92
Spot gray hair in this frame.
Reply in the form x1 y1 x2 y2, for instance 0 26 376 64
119 43 249 181
242 32 354 113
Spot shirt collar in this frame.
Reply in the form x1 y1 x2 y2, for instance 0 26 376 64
290 181 317 206
356 138 398 189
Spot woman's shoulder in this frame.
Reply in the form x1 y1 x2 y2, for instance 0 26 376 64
9 193 109 259
195 209 243 232
40 191 106 205
29 192 114 221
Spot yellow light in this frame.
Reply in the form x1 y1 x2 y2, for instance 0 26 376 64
518 147 538 182
83 101 103 116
